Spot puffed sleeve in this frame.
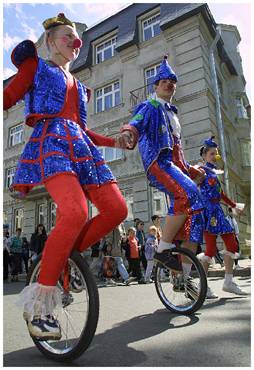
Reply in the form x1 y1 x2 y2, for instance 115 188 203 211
4 40 38 110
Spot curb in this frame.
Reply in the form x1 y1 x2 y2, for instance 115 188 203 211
207 267 251 278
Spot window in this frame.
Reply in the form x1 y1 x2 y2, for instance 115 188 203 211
241 141 251 166
49 202 57 230
142 13 160 41
145 64 160 96
122 189 134 221
236 98 248 119
96 36 117 64
95 81 121 113
98 147 123 163
6 167 16 189
9 123 23 147
14 208 24 232
153 190 167 216
37 204 45 226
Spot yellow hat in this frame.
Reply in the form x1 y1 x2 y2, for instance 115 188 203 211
43 13 75 30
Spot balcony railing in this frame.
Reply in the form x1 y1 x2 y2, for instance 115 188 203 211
129 83 153 110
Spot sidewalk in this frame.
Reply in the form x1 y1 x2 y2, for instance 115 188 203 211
207 258 251 277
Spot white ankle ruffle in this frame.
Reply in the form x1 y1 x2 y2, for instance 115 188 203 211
16 282 62 319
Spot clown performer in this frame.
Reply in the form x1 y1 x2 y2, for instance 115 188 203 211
197 136 247 298
119 55 206 276
3 13 129 339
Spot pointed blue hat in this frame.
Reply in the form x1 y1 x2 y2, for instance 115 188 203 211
153 55 178 84
203 136 218 148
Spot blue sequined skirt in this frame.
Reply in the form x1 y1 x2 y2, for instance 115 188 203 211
203 202 233 234
12 118 116 194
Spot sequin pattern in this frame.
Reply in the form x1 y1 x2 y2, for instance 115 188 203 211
12 118 116 194
199 162 233 234
25 57 67 116
11 40 37 68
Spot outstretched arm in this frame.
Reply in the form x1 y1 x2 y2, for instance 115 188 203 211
4 57 38 110
220 191 236 208
4 57 37 110
85 129 116 147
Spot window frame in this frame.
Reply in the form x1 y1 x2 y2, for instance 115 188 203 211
9 123 24 147
14 208 24 232
142 12 161 42
37 203 45 226
144 63 160 97
5 167 16 189
49 202 57 231
95 80 121 113
95 35 117 64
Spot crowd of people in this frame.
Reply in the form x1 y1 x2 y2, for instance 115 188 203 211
3 224 48 282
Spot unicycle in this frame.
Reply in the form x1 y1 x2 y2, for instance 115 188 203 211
154 246 207 315
25 249 99 362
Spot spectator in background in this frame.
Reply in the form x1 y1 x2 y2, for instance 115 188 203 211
30 224 47 261
151 215 162 242
144 226 158 283
105 223 132 285
134 218 141 228
9 228 23 282
226 207 241 269
3 229 10 281
136 220 147 271
21 236 30 274
127 227 145 284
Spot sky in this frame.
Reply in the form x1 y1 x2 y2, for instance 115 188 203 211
3 2 252 100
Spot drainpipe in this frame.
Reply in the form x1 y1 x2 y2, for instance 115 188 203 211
209 25 230 195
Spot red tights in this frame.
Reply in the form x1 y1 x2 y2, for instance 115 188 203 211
38 174 128 285
204 231 238 258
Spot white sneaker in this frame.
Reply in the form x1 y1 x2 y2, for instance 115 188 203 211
234 264 242 271
206 286 218 299
222 281 248 295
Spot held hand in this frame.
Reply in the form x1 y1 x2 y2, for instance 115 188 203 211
234 203 245 215
115 132 135 149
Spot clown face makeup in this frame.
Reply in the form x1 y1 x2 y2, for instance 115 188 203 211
155 78 177 102
203 147 221 164
48 25 82 62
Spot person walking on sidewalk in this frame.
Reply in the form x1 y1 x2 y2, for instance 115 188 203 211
9 228 23 282
197 136 247 298
144 226 158 283
3 228 11 281
127 227 145 284
136 220 147 271
29 224 48 262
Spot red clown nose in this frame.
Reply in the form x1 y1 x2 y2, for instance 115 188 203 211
72 38 82 49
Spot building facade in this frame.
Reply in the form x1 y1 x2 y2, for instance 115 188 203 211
3 3 251 253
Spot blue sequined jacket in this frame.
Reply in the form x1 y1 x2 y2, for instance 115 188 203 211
10 40 89 128
121 99 175 173
199 162 236 234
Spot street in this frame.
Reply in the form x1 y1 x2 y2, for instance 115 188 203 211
3 276 251 367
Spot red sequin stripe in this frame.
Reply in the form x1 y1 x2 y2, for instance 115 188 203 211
95 160 105 166
149 162 192 215
29 133 81 142
20 152 93 164
64 120 76 161
39 119 50 180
